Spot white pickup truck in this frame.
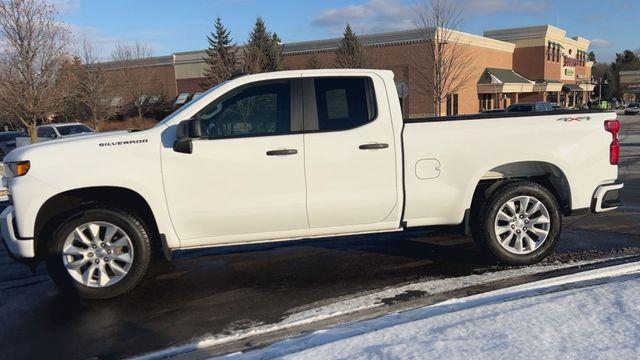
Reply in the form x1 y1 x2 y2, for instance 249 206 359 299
1 70 623 299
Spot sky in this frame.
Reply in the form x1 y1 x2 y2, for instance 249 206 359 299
53 0 639 63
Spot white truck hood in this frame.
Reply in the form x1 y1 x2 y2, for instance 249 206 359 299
4 130 142 163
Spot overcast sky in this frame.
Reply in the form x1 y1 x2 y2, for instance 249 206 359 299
54 0 638 63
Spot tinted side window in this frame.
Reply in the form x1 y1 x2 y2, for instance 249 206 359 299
508 105 533 112
37 127 53 138
195 81 291 139
314 77 376 131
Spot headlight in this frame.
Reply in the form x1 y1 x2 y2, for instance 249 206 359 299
5 161 30 178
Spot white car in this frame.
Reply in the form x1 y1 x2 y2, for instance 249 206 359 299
15 123 94 148
1 69 623 299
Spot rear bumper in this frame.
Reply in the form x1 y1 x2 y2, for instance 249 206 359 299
591 182 623 213
1 206 35 258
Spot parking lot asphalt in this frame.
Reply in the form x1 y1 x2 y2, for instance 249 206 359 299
1 115 639 360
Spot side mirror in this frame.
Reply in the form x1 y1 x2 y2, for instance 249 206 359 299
173 118 202 154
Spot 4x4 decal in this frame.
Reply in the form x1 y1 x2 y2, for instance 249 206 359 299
557 116 591 122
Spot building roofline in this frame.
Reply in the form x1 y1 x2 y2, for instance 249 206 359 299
283 27 514 55
484 24 590 49
98 55 174 69
620 70 640 76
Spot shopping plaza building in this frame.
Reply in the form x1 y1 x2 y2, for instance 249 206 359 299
103 24 595 118
620 70 640 103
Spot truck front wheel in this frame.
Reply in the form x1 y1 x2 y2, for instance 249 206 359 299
472 181 562 265
45 207 152 299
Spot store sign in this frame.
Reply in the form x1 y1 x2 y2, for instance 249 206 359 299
629 83 640 89
563 55 578 67
561 51 577 80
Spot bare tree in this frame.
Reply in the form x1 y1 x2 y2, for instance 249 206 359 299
75 39 119 131
110 40 155 123
306 55 320 69
416 0 474 117
0 0 71 142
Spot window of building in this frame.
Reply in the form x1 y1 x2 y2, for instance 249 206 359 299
195 80 291 139
547 41 552 61
175 93 190 105
313 77 377 131
479 94 492 112
446 94 459 116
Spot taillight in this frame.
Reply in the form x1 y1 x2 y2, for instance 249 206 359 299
605 120 620 165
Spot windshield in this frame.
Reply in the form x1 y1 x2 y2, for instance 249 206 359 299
630 103 639 107
56 124 94 136
155 81 228 127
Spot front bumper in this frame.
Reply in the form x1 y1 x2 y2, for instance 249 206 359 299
1 205 35 258
591 182 624 213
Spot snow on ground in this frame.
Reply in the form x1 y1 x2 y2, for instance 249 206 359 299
132 257 640 360
225 261 640 359
133 257 640 360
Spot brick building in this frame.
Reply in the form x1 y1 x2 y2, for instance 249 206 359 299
620 70 640 103
102 24 595 118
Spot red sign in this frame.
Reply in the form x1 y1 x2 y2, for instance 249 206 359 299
563 55 578 67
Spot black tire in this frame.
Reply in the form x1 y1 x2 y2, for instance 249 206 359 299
46 207 152 299
471 180 562 266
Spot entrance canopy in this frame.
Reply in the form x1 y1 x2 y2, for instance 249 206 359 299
533 81 563 92
562 84 582 92
477 68 534 94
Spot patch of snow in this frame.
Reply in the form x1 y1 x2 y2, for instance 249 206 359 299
132 257 638 360
228 261 640 359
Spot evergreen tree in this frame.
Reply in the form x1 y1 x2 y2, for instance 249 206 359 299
243 17 272 74
334 24 367 68
588 51 596 63
267 33 284 71
202 17 238 88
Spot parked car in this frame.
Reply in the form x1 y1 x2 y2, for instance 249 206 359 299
0 130 28 161
15 123 95 148
1 69 623 299
624 103 640 115
505 102 555 112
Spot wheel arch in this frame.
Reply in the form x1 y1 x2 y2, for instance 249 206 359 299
34 186 164 260
469 161 572 218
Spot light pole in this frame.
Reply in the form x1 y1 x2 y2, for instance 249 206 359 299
597 78 608 106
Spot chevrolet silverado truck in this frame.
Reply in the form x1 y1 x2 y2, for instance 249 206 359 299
1 70 623 299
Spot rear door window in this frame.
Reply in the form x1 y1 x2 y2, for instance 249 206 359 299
312 77 377 131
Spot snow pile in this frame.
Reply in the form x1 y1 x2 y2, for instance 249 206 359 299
227 262 640 359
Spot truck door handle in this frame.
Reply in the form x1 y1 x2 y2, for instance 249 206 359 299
266 149 298 156
359 143 389 150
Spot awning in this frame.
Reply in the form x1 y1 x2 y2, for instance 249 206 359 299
477 68 535 94
578 83 596 92
562 84 582 92
533 81 563 92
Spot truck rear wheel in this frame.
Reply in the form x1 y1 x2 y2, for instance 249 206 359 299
472 181 562 265
45 207 151 299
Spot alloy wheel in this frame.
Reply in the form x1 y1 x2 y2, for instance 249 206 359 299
493 195 551 255
61 221 134 288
